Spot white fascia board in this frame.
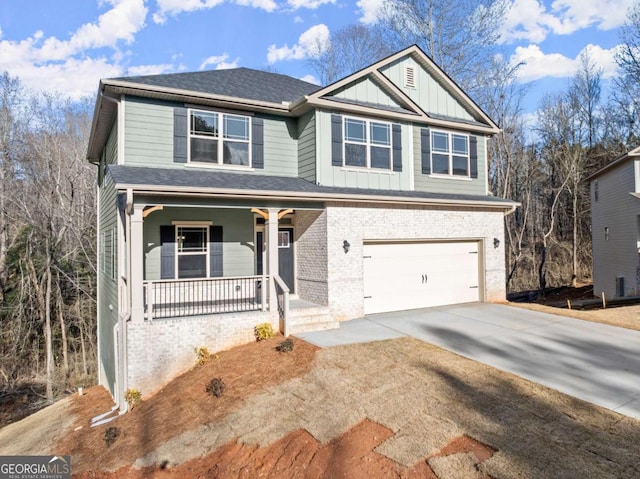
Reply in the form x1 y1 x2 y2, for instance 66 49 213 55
115 183 519 210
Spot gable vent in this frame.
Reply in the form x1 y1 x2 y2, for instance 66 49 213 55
405 65 416 88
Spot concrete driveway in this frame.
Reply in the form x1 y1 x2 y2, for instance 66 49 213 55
297 303 640 419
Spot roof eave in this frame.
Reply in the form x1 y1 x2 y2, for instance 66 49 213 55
585 150 640 181
101 79 294 114
112 182 518 210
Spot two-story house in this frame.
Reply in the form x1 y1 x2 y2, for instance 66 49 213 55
87 45 517 411
588 147 640 299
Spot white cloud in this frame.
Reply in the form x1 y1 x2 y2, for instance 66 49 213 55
267 24 330 63
0 0 152 100
300 73 320 84
125 63 174 76
510 43 619 83
37 0 147 61
501 0 635 44
357 0 384 24
153 0 276 24
235 0 278 11
294 16 304 23
287 0 336 10
199 54 240 70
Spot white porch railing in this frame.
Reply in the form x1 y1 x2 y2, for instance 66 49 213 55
144 275 267 319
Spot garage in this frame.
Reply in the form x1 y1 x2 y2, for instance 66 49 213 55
363 241 481 314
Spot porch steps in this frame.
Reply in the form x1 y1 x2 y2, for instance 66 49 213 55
288 301 339 335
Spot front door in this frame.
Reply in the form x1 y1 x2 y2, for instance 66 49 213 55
256 228 295 294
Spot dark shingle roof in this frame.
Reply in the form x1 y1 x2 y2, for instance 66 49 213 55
111 68 321 104
107 165 516 206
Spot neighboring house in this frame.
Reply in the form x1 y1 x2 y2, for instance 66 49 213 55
87 45 517 410
588 147 640 299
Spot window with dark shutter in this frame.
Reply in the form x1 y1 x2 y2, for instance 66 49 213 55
331 114 343 166
421 127 431 175
160 225 176 279
209 225 223 277
252 118 264 169
470 135 478 179
392 124 402 172
173 107 188 164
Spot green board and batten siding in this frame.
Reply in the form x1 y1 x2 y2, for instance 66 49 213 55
331 77 400 108
412 125 488 196
261 114 298 176
97 172 119 397
143 207 255 281
298 111 316 182
379 58 475 122
123 97 299 177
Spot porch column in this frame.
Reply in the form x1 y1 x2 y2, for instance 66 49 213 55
130 204 145 322
265 208 280 307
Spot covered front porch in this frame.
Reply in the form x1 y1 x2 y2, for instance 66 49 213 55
123 196 332 335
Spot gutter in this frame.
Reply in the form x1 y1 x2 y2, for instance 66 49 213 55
114 183 519 211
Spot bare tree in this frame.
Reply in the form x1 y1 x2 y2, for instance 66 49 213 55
377 0 508 94
306 24 394 85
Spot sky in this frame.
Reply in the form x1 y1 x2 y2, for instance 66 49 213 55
0 0 634 114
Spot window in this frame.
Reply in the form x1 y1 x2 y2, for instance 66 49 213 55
594 180 599 202
177 226 208 278
278 231 290 248
431 130 469 176
189 110 250 166
344 118 391 170
604 226 610 241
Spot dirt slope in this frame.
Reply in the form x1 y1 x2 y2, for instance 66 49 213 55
2 329 640 478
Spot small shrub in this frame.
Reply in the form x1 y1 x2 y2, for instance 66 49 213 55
124 388 142 410
276 338 294 353
206 378 226 398
104 427 120 447
194 346 211 366
254 322 274 341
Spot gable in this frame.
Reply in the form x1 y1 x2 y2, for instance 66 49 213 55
379 56 475 122
304 45 498 134
325 77 408 111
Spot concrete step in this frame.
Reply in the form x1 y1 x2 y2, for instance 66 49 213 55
289 320 340 334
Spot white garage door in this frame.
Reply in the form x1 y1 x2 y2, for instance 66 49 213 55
363 241 481 314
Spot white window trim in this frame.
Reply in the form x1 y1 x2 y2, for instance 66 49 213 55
188 108 252 167
174 222 212 279
429 129 470 178
343 116 393 170
110 229 116 282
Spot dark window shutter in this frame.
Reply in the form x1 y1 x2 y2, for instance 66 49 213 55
160 225 176 279
421 127 431 175
209 225 223 278
252 117 264 169
392 124 402 172
331 114 343 166
174 107 188 164
470 135 478 179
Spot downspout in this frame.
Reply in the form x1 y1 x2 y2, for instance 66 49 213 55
505 204 517 216
120 188 134 414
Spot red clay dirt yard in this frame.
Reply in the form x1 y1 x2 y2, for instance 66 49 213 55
2 320 640 478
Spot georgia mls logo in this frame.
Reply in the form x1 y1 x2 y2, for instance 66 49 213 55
0 455 71 479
